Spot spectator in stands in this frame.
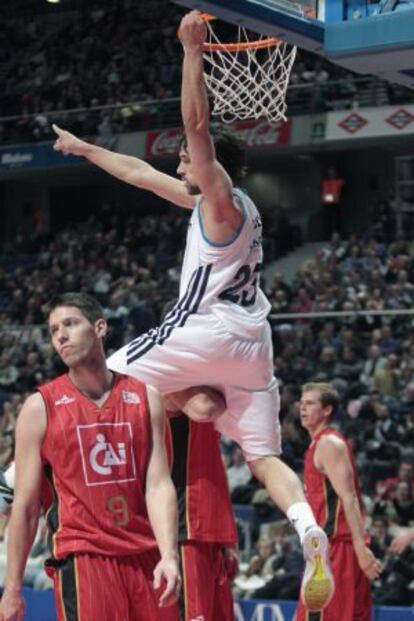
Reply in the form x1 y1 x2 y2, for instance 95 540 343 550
371 354 400 397
360 344 388 387
373 540 413 607
314 346 337 380
289 287 314 314
377 325 401 356
372 480 414 526
378 460 414 500
245 535 279 581
370 516 393 562
0 401 16 467
234 533 282 600
0 356 19 393
371 402 402 455
249 534 303 601
390 481 414 525
226 446 254 503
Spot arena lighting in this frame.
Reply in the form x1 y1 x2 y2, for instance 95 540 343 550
46 0 61 4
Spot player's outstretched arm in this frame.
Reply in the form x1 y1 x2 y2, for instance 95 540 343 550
0 394 46 621
178 12 243 243
52 124 195 209
145 386 180 607
315 436 383 581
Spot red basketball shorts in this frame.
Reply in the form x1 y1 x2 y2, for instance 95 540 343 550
51 549 174 621
158 541 235 621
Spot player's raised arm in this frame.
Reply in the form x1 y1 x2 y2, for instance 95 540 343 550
0 393 46 621
52 124 195 210
145 386 180 607
315 435 383 581
178 12 243 243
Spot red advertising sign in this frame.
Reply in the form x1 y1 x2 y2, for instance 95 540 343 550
145 128 184 158
145 119 291 158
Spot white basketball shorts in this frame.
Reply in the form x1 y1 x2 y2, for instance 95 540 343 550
106 313 281 461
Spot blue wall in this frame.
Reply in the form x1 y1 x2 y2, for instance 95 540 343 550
21 589 57 621
235 600 413 620
22 590 413 621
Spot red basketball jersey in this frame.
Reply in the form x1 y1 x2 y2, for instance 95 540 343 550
166 413 237 545
304 427 366 542
39 373 156 559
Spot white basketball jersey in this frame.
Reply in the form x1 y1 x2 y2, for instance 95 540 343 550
179 188 271 338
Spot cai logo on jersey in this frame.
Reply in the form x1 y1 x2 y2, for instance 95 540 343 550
76 422 137 486
90 433 127 475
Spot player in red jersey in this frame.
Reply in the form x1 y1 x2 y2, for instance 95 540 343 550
160 391 238 621
296 382 383 621
0 293 180 621
0 397 239 621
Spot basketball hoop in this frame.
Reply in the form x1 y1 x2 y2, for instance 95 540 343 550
200 14 297 124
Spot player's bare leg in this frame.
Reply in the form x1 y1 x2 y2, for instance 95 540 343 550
249 456 334 612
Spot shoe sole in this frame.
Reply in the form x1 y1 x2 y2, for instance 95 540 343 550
301 536 334 612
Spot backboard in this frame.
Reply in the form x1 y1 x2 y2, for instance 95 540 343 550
172 0 414 88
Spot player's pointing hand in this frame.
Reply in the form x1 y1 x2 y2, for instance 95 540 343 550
52 124 87 157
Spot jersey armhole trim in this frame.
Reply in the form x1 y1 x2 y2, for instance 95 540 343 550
38 389 50 457
197 190 247 248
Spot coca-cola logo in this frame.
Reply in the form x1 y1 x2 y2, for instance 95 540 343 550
231 120 289 147
146 129 184 158
146 120 290 158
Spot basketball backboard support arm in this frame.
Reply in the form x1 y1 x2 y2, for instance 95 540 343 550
172 0 414 90
324 10 414 87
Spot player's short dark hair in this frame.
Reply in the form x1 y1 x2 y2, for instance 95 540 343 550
180 126 247 184
302 382 339 417
46 292 105 325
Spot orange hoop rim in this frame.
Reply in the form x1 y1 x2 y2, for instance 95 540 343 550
200 13 281 53
200 13 216 22
202 38 280 53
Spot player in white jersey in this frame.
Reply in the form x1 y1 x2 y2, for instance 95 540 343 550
52 11 334 611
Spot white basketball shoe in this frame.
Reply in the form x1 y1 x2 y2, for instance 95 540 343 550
301 526 334 612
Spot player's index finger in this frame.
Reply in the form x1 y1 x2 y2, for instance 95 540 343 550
52 123 61 136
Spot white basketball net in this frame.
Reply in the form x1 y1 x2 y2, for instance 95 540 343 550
203 21 297 124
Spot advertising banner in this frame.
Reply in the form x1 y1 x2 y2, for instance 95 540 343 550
145 119 292 158
0 143 81 170
326 105 414 141
0 136 118 171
